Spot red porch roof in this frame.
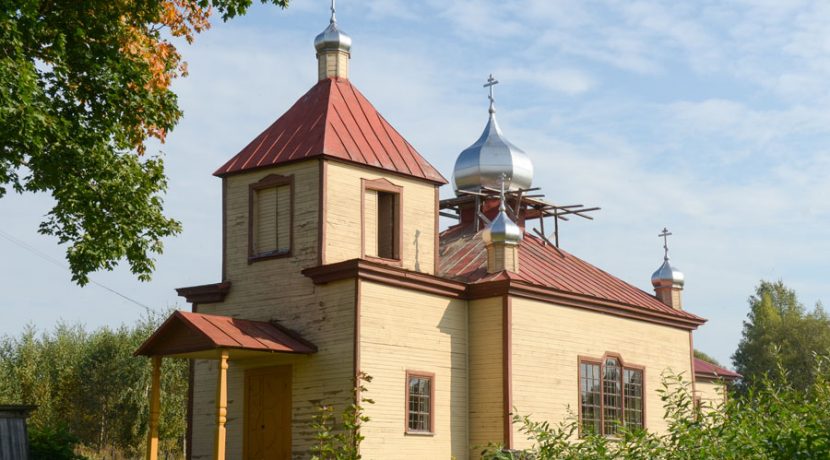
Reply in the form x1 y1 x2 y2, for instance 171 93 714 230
439 227 705 324
214 77 446 184
135 311 317 357
694 357 741 380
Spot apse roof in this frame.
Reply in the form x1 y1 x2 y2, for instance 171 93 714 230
439 226 705 325
214 77 446 184
693 357 741 380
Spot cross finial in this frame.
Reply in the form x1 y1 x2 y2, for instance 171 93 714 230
330 0 337 23
658 227 672 261
498 172 509 212
483 74 499 114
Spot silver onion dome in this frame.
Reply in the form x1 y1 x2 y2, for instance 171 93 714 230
314 11 351 53
453 76 533 195
651 259 685 288
482 189 523 246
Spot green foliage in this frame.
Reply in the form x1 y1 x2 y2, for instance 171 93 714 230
733 280 830 390
0 0 287 285
693 349 721 367
311 373 374 460
29 424 88 460
0 312 188 457
481 357 830 460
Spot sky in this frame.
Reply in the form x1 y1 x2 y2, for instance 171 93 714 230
2 0 829 367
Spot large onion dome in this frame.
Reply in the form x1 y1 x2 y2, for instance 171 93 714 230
453 77 533 195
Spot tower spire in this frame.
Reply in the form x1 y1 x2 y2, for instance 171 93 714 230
314 0 351 80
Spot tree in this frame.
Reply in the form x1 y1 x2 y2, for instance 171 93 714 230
693 349 722 367
0 314 188 457
732 280 830 390
1 0 288 285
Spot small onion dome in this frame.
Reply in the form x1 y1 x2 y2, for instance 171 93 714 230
651 259 685 288
314 20 352 53
453 112 534 195
482 207 523 246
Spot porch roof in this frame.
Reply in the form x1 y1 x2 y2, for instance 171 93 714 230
135 311 317 358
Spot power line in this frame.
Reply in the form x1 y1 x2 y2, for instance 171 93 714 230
0 229 158 313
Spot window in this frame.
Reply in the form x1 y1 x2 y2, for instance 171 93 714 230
405 371 434 434
362 178 402 262
248 174 293 262
579 354 644 436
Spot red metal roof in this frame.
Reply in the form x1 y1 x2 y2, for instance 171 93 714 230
135 311 317 356
214 77 447 184
439 226 705 323
694 357 741 380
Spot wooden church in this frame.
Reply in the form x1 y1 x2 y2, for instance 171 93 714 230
136 8 738 460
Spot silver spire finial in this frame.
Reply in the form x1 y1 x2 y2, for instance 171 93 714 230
483 74 499 114
330 0 337 23
658 227 672 261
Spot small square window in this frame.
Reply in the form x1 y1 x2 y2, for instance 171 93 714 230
406 372 434 434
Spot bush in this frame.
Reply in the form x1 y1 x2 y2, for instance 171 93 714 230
482 356 830 459
29 424 88 460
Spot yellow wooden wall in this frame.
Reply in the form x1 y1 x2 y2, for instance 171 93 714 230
357 281 468 459
509 296 693 449
468 296 504 455
324 161 437 274
191 160 356 460
695 378 727 410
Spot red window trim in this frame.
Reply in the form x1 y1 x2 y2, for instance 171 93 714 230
361 178 403 266
577 352 646 437
404 370 435 435
248 174 294 263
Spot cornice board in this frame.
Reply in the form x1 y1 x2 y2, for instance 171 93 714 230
302 260 704 330
175 282 232 304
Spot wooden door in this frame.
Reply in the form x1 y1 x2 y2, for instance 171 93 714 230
244 365 292 460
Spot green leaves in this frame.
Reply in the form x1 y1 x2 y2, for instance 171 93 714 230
0 313 188 457
481 357 830 460
733 280 830 391
0 0 288 285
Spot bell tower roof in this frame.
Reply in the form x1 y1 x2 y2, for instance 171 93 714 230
214 78 446 184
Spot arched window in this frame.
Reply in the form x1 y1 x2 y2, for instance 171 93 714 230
579 354 644 436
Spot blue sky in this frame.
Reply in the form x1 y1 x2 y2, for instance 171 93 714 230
2 0 829 366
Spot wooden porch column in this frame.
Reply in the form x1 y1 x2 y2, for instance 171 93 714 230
214 350 229 460
146 355 162 460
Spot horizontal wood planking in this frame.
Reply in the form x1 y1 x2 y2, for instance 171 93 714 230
325 161 437 274
468 296 505 456
191 160 356 459
358 281 468 459
509 296 693 449
695 378 728 411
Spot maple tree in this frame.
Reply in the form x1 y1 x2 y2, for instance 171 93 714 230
1 0 287 285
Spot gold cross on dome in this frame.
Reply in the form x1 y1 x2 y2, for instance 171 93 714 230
658 227 672 260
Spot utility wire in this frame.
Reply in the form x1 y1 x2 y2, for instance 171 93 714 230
0 229 158 313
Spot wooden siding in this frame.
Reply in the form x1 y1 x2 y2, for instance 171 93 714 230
468 296 504 456
358 281 468 459
509 296 693 449
191 160 355 460
324 161 437 274
695 378 727 410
